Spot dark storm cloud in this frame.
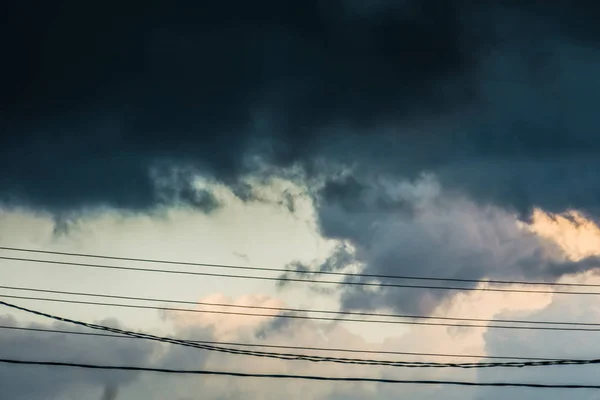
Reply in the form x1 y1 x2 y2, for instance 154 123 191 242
2 1 600 213
3 0 595 212
5 0 600 317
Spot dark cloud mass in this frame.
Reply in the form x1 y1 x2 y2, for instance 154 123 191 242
2 1 600 213
286 175 600 314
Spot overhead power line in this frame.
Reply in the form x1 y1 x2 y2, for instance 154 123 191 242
5 294 600 332
0 325 524 369
0 325 560 361
2 245 598 288
3 358 600 389
4 299 600 370
2 284 600 328
3 255 600 296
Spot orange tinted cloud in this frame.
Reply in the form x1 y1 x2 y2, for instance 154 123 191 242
529 208 600 261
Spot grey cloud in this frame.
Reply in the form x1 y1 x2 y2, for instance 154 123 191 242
284 176 599 314
254 311 314 339
0 312 224 400
0 316 155 400
151 166 221 213
2 2 600 216
524 255 600 279
101 385 119 400
477 295 600 400
156 324 213 370
279 244 355 287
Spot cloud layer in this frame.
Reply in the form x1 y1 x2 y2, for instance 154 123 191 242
3 1 600 215
4 3 600 397
0 315 154 400
5 282 596 400
286 175 600 314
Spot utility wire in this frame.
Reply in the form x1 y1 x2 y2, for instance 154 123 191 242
2 358 600 388
2 245 598 288
5 294 600 332
0 324 511 369
2 284 600 327
0 325 561 361
4 299 600 369
0 246 600 287
2 256 600 296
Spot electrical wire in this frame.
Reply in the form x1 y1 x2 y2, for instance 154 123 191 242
2 245 598 288
0 325 561 361
2 358 600 388
2 284 600 327
6 294 600 332
3 299 600 369
3 255 600 296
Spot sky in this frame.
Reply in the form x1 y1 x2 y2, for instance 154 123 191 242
2 1 600 399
